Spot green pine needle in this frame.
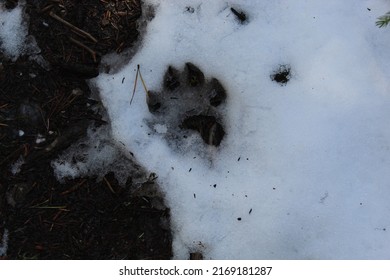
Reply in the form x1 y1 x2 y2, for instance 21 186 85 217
376 12 390 28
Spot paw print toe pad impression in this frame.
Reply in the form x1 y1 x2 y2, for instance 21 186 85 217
147 62 227 147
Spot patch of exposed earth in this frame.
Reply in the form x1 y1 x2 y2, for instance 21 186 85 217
0 0 172 259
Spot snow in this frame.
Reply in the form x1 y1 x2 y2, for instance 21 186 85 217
0 229 9 257
10 155 25 175
2 0 390 259
51 125 148 187
93 0 390 259
0 2 26 59
0 1 44 63
35 134 46 144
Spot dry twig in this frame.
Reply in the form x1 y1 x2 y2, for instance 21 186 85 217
68 37 97 62
103 176 116 194
49 11 98 43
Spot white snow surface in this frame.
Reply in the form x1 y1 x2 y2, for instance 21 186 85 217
99 0 390 259
0 229 9 257
0 1 43 62
51 125 148 187
0 2 28 59
10 155 25 175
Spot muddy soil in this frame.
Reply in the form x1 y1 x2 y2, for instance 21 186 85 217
0 0 172 259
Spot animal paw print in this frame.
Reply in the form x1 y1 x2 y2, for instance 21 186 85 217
146 63 227 147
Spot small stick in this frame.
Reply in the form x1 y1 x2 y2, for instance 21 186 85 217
68 37 97 62
230 7 246 22
23 144 29 157
52 210 63 221
129 65 151 106
49 11 98 43
0 146 22 166
31 205 67 209
124 1 132 11
60 179 87 196
103 176 116 194
117 11 129 16
137 64 149 95
110 21 119 30
40 4 54 13
130 65 139 105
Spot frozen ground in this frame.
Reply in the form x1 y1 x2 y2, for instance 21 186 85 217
3 0 390 259
93 0 390 259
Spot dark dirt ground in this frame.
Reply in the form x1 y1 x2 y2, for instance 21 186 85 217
0 0 172 259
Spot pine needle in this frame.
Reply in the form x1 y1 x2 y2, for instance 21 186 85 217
376 12 390 28
137 65 149 95
130 65 150 106
130 65 139 105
